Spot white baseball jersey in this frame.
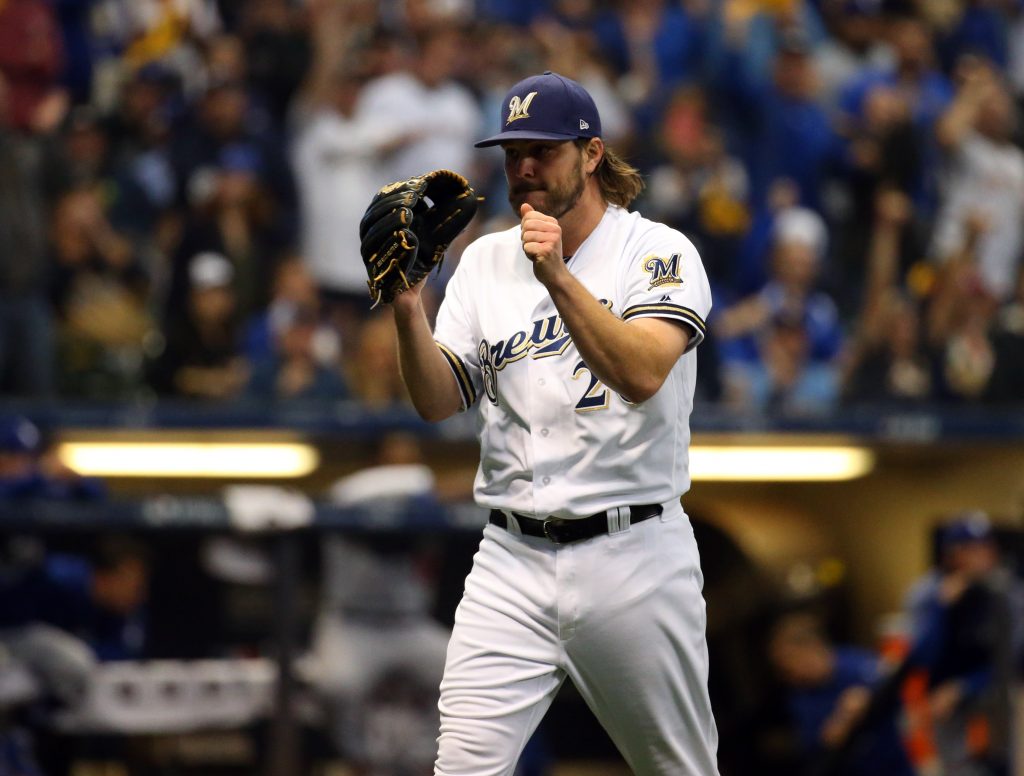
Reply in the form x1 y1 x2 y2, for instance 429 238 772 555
433 204 711 519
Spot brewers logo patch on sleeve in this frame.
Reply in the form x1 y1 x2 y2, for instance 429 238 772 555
621 233 711 353
642 253 684 290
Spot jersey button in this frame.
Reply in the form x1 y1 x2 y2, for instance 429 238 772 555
540 428 549 436
542 476 551 485
538 378 546 385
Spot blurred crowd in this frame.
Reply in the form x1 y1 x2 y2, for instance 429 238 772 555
0 0 1022 413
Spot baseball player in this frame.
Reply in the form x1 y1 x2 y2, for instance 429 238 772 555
384 71 719 774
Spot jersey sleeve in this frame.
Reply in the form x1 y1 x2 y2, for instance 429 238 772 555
618 226 712 353
432 255 482 411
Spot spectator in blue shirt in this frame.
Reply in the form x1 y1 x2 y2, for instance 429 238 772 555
244 300 348 403
768 611 915 776
716 206 844 413
837 13 953 213
712 25 842 211
838 14 953 130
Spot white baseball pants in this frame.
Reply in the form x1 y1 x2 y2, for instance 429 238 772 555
435 500 720 775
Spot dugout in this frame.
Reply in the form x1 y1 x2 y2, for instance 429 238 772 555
2 400 1023 774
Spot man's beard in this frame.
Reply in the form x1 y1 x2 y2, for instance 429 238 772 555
508 158 587 219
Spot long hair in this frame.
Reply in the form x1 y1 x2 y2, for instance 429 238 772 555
576 139 645 208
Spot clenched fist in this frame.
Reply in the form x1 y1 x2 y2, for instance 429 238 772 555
520 203 567 285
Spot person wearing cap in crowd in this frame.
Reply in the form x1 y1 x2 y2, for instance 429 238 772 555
243 258 348 402
715 205 843 413
903 511 1024 776
166 135 288 327
148 251 249 399
382 70 719 773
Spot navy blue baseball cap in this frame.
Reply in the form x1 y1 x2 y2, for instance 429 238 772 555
475 71 602 148
941 511 994 547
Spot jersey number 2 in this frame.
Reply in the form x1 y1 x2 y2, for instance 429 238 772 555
572 360 609 412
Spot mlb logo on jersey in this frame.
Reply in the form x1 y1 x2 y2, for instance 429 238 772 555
507 92 538 125
643 253 684 290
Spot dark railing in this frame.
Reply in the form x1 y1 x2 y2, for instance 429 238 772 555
3 398 1024 441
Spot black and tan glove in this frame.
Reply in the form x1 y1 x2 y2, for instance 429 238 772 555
359 169 479 306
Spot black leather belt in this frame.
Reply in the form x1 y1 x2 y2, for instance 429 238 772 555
488 503 663 544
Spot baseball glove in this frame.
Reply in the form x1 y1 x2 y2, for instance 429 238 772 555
359 169 478 306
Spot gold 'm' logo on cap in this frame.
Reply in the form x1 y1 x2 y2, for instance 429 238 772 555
506 91 538 125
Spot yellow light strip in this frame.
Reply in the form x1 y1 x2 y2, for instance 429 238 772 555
690 446 874 482
57 442 871 482
57 443 320 478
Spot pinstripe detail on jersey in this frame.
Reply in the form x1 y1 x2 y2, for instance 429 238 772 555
436 341 477 408
622 303 707 342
